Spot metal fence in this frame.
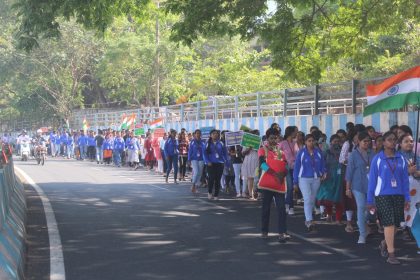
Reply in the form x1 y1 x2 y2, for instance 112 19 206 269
70 76 399 130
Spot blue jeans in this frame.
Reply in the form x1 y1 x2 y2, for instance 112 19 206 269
54 143 60 156
50 142 57 156
298 177 321 222
113 150 122 166
166 155 179 180
66 144 74 158
191 160 204 185
96 147 103 162
352 189 367 238
233 163 243 194
286 169 294 208
79 145 87 160
262 190 287 234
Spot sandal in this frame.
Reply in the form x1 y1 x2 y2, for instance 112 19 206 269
379 240 389 258
306 221 314 232
345 224 354 233
278 234 287 243
387 252 400 265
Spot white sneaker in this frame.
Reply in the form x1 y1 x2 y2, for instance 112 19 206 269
208 193 213 200
213 196 219 201
357 236 366 244
242 193 247 198
288 208 295 215
236 194 241 198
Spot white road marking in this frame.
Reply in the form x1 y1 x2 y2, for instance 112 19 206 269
15 167 66 280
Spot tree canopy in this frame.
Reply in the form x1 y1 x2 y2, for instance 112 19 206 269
1 0 297 128
1 0 419 129
13 0 420 82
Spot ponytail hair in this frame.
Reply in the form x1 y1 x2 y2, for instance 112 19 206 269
206 129 218 154
347 128 357 153
206 137 212 154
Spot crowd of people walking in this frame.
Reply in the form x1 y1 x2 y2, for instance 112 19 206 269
7 121 420 265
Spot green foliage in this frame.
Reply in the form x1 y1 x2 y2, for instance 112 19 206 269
11 0 420 83
13 0 150 51
2 2 299 128
2 0 419 129
166 0 419 83
321 21 420 82
1 1 105 124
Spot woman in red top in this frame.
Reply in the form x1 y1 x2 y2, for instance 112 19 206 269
258 128 289 243
144 133 155 171
178 132 189 181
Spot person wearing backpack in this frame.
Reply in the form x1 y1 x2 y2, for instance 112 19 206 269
258 128 290 243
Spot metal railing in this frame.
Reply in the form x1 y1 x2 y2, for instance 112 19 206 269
69 77 395 130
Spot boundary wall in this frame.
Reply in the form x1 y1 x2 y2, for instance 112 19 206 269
164 111 419 137
0 158 26 280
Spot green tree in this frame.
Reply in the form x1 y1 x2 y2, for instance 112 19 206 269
13 0 150 51
166 0 419 82
0 15 105 124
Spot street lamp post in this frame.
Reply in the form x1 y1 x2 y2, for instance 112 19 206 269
155 0 160 107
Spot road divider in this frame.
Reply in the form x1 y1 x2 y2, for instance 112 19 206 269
0 159 26 280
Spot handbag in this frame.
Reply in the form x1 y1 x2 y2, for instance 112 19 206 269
103 149 113 158
258 147 287 193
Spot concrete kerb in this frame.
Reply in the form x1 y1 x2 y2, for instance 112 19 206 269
0 160 27 280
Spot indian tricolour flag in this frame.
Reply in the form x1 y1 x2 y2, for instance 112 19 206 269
120 113 128 130
82 117 89 132
364 65 420 116
149 118 163 130
126 113 136 129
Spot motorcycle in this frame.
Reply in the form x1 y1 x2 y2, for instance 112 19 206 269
35 142 47 165
20 140 30 161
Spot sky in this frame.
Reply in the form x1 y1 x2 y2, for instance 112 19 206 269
267 0 278 15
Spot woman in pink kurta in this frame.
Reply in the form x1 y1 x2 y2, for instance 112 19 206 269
151 136 164 173
278 126 299 215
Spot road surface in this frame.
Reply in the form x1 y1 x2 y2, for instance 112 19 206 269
15 158 420 280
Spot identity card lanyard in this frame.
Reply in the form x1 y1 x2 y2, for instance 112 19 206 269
356 148 370 172
287 141 295 157
214 142 220 159
385 157 398 188
310 151 317 176
196 140 202 157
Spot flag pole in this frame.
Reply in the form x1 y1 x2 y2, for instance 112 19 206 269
415 105 420 166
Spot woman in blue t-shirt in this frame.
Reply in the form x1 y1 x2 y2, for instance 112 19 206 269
203 130 227 200
367 131 410 265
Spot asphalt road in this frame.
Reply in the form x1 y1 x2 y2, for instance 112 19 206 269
16 158 420 280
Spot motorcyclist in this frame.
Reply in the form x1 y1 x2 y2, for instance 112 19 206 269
35 129 47 147
17 130 30 155
34 129 47 162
